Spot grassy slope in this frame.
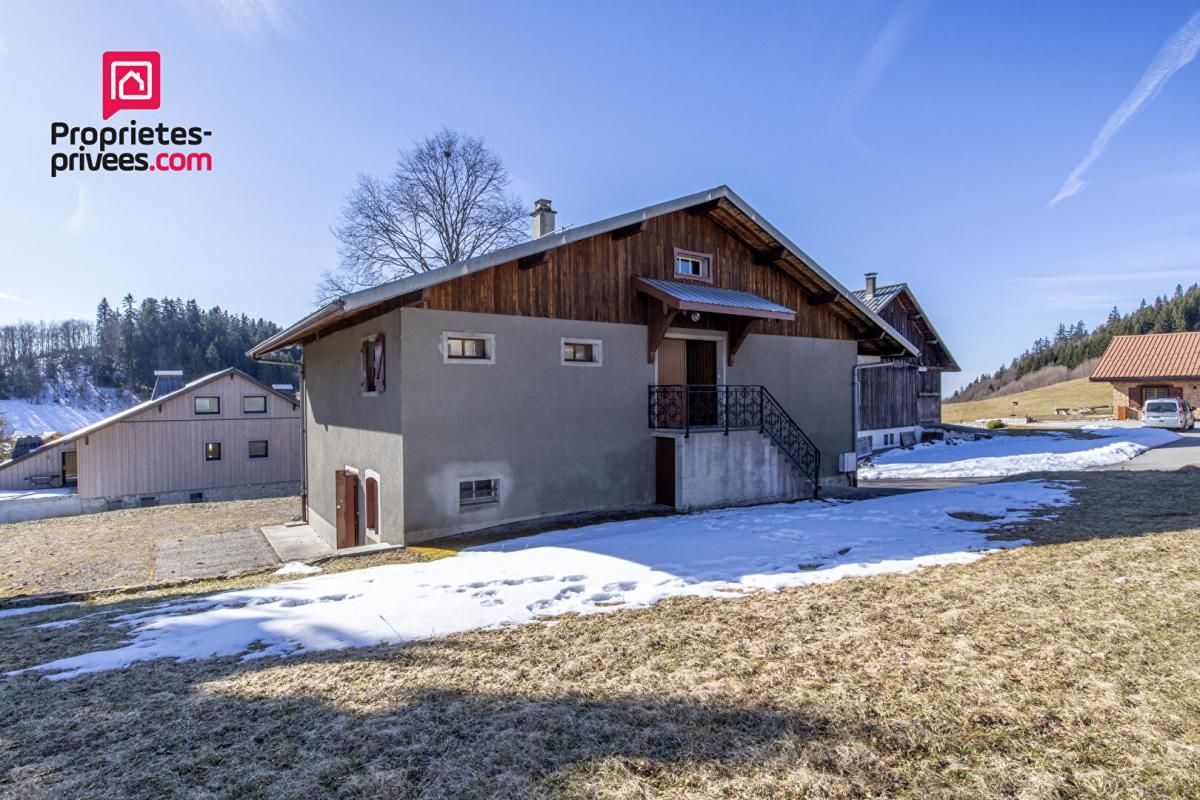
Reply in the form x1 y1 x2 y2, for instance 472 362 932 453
942 377 1113 423
1 471 1199 799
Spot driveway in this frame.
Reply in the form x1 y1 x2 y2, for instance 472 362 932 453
1095 429 1200 470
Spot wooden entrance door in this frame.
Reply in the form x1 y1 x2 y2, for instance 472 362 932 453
335 469 359 549
655 437 676 507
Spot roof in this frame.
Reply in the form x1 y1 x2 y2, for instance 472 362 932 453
852 282 961 372
1091 332 1200 381
634 278 795 320
0 369 299 472
250 185 918 359
852 283 906 314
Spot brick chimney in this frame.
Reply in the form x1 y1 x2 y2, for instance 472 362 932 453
530 198 556 239
864 272 878 299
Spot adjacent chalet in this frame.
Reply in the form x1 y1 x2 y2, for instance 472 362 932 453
0 369 301 516
1091 331 1200 419
852 274 959 451
251 186 918 549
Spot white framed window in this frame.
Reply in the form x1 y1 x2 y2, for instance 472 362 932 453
459 478 499 509
561 337 603 367
674 248 712 282
882 433 896 446
442 331 495 365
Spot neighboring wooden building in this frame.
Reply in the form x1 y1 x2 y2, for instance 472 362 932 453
1091 332 1200 419
852 274 959 451
0 369 301 512
251 186 919 549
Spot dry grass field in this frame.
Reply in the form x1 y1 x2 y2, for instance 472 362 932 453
1 471 1198 798
0 496 299 598
942 378 1113 424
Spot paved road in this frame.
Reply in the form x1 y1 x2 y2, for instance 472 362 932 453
1095 429 1200 471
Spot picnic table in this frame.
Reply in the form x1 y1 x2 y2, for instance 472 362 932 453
25 475 58 489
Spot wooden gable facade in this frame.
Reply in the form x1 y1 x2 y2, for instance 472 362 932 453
424 205 863 345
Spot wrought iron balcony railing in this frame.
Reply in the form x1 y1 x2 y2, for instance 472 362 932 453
648 384 821 494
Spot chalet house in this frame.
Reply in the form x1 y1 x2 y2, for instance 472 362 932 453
1091 332 1200 419
250 186 918 549
852 274 959 450
0 369 301 518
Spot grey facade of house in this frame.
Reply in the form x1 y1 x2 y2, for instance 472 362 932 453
258 186 916 549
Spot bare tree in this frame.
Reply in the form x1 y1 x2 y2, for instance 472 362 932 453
319 129 526 302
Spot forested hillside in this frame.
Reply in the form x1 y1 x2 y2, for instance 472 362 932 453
951 283 1200 403
0 295 296 402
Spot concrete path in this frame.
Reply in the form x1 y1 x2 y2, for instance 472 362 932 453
154 529 279 581
262 523 335 562
1095 429 1200 471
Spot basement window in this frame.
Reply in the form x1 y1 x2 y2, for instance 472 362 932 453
248 440 269 459
194 396 220 415
562 338 602 366
204 442 222 462
674 248 712 282
459 478 499 509
443 332 495 364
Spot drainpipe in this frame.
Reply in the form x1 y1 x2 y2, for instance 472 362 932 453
299 360 308 522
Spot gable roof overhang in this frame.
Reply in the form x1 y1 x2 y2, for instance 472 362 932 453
251 187 919 360
852 283 960 372
0 368 300 473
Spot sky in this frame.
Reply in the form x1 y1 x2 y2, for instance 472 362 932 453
1 1 1199 393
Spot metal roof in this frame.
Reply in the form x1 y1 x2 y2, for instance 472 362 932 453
1091 332 1200 381
250 185 918 359
852 284 905 314
636 278 795 316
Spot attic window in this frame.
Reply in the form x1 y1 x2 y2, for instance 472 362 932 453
674 248 712 282
194 396 220 415
242 395 266 414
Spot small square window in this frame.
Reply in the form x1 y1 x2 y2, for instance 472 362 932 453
194 396 220 415
674 249 712 281
204 442 222 461
459 478 499 508
248 440 269 459
242 395 267 414
443 332 495 364
561 338 603 366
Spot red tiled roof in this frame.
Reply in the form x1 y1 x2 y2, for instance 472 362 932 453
1090 332 1200 381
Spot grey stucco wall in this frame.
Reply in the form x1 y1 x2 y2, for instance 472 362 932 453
303 311 404 548
398 308 656 542
726 333 857 480
667 429 805 511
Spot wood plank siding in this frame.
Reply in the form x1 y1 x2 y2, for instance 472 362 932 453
0 371 301 498
869 291 948 427
425 208 859 342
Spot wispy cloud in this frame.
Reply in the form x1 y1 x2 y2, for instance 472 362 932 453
1051 9 1200 205
64 184 87 234
0 291 32 305
181 0 305 37
833 0 932 140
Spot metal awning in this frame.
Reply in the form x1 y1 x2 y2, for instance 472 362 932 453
633 277 796 321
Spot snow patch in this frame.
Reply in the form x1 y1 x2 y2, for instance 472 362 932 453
859 427 1177 479
11 480 1074 680
0 601 82 620
275 562 322 576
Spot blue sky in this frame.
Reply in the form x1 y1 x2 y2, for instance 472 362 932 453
2 1 1199 392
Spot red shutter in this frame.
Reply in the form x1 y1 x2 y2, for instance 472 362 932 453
375 335 385 391
1128 386 1141 408
360 341 367 390
1172 386 1184 399
365 477 378 531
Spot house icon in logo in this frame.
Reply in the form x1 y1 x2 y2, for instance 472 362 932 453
102 51 160 119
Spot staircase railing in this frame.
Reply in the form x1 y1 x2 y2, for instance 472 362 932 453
648 384 821 495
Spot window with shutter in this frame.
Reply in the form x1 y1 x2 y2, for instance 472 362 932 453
365 476 379 532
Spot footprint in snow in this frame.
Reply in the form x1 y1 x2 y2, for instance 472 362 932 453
561 575 586 582
602 581 638 592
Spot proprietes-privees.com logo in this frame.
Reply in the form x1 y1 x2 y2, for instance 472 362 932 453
49 52 214 178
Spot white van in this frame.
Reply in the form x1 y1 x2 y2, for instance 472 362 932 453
1142 397 1195 430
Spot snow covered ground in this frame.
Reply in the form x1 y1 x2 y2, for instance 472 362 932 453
859 426 1179 480
10 480 1074 680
